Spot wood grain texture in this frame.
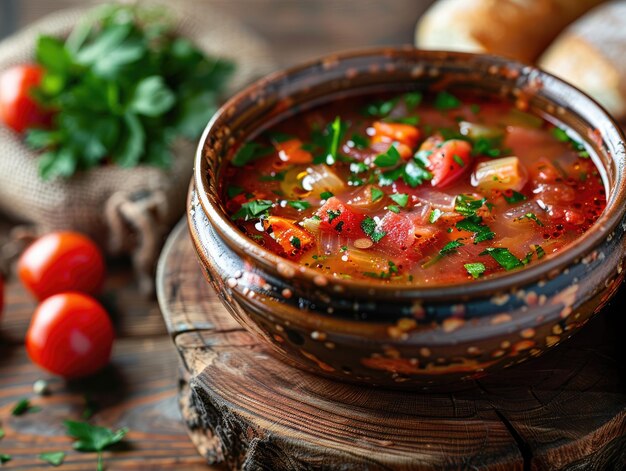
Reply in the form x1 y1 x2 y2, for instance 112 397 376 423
158 221 626 470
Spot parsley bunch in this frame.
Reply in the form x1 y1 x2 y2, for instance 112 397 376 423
26 4 235 179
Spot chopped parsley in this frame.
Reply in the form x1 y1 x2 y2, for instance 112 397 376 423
327 209 341 223
440 239 464 255
350 134 369 149
388 205 400 213
455 194 488 216
350 161 368 174
390 193 409 207
232 142 273 167
0 454 11 465
552 127 589 158
311 116 348 164
340 245 348 252
12 398 41 416
231 199 273 220
361 216 386 243
290 236 301 249
374 144 401 167
429 208 443 223
363 91 422 118
456 215 495 243
472 136 502 157
64 420 128 471
288 200 311 211
363 260 400 279
504 190 527 204
39 451 66 467
320 191 334 200
453 154 465 166
434 91 461 111
371 187 385 202
227 185 244 198
516 212 544 226
480 247 523 270
464 262 486 279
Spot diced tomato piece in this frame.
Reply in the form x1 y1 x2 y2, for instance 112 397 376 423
316 197 365 238
263 216 314 257
372 121 420 147
275 138 313 164
418 134 444 153
426 139 472 188
378 212 442 259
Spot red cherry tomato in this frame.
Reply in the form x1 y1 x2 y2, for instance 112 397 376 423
18 232 105 301
26 292 114 378
426 139 472 188
0 64 50 133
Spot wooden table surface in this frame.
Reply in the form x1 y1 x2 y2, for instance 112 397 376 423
0 2 432 469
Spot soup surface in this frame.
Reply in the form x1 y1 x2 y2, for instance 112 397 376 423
220 91 605 284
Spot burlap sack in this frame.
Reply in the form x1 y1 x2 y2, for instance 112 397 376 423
0 2 275 293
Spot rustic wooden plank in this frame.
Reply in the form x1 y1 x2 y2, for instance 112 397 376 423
157 220 626 470
0 336 221 470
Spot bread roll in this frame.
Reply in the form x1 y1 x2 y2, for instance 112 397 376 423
415 0 604 63
539 2 626 119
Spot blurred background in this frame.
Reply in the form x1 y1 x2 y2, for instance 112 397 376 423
1 0 433 68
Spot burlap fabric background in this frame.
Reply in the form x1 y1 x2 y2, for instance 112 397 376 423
0 2 275 293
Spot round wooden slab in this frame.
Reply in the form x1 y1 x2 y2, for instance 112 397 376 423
157 221 626 470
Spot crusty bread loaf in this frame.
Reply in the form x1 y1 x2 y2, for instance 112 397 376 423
539 2 626 119
415 0 604 63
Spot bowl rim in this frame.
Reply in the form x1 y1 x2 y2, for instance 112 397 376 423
194 46 626 299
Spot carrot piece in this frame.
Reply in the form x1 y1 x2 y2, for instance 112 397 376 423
275 139 313 164
372 121 421 147
263 216 314 256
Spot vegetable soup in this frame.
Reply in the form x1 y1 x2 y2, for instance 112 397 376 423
220 91 605 284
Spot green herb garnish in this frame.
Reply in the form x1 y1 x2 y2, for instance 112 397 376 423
552 127 589 158
0 454 11 465
226 185 244 198
440 239 464 255
456 215 495 243
39 451 66 467
320 191 334 200
472 136 502 157
464 262 486 279
290 236 301 249
480 247 523 270
231 199 273 220
288 200 311 211
64 420 128 471
371 187 385 202
233 142 273 167
429 208 443 223
390 193 409 207
388 205 400 213
361 216 386 243
504 190 527 204
350 134 369 149
455 194 488 216
12 398 41 416
434 91 461 110
374 144 401 167
516 212 544 226
327 209 341 223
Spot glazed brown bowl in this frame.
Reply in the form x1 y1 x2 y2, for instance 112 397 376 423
189 47 626 388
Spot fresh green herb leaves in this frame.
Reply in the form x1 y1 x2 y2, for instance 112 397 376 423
327 209 341 223
361 216 386 243
456 215 495 243
363 91 422 118
28 6 235 179
434 91 461 111
552 127 589 158
231 200 273 220
311 116 347 164
288 200 311 211
455 194 488 216
504 190 527 204
480 247 523 270
350 134 369 149
39 451 66 467
388 205 400 213
516 212 544 226
389 193 408 207
320 191 334 200
64 420 128 471
290 236 301 249
374 144 401 167
370 187 385 202
472 136 503 157
227 185 244 198
233 142 273 167
0 454 11 464
464 262 486 279
440 239 464 255
12 398 41 416
429 208 443 223
363 260 400 279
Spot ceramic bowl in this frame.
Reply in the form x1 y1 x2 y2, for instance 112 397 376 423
188 47 626 388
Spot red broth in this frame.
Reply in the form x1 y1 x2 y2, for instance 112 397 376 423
220 91 606 285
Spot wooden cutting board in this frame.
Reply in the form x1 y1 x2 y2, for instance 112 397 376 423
157 220 626 470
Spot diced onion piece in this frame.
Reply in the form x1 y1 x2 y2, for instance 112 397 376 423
459 121 503 140
301 165 346 197
471 156 528 192
300 216 322 234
